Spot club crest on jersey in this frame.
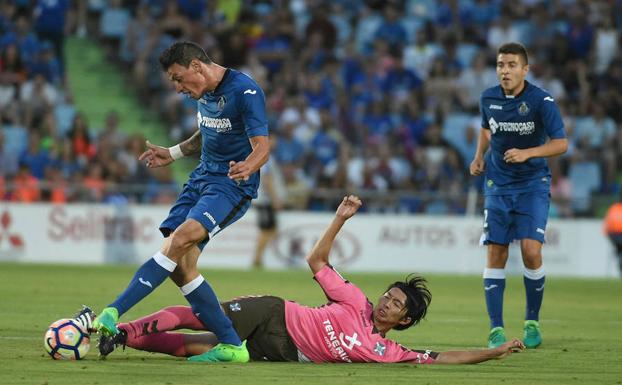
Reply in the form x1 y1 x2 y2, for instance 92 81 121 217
218 96 227 111
518 101 530 116
374 342 386 356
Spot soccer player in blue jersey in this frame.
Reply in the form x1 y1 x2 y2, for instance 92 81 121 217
469 43 568 349
92 41 270 362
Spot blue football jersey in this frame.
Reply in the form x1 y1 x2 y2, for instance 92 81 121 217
479 81 565 195
196 68 268 173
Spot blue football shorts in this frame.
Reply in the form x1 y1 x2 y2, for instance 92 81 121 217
481 190 550 245
160 176 252 250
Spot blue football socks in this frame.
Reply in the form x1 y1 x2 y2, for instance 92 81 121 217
524 266 545 321
110 252 177 316
181 275 242 346
483 268 506 329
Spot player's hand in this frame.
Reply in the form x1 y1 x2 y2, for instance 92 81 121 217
336 195 362 220
138 140 174 168
494 339 525 359
469 157 486 176
228 160 251 184
503 148 531 163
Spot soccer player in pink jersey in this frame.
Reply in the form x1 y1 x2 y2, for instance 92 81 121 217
96 195 524 364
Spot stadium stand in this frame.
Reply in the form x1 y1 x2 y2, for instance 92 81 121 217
1 0 621 217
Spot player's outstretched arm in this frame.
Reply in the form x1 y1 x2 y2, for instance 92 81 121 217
434 339 524 364
306 195 362 274
139 130 202 168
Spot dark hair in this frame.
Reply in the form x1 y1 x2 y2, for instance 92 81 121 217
498 42 529 65
387 274 431 330
158 41 212 71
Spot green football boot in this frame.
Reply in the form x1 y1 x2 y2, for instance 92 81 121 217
92 307 119 336
487 326 507 348
523 320 542 349
188 341 250 363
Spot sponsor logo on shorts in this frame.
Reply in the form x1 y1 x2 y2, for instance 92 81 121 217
536 228 545 234
229 302 242 312
203 211 217 225
484 284 498 291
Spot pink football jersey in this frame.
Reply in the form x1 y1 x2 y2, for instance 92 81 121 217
285 265 438 364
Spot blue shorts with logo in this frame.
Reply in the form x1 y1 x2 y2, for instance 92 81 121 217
160 172 254 251
482 190 550 245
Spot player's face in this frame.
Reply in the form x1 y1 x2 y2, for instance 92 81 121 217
496 53 529 95
167 61 205 99
374 287 410 326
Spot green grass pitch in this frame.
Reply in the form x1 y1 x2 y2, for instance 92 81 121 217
1 263 621 385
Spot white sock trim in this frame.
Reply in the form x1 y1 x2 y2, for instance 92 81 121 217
180 275 205 296
483 268 506 279
153 252 177 272
524 266 545 280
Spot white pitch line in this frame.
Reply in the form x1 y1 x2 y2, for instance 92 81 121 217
0 336 39 340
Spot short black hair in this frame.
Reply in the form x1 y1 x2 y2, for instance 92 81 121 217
498 42 529 65
387 274 431 330
158 41 212 71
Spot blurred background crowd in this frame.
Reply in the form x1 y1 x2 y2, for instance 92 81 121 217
1 0 621 217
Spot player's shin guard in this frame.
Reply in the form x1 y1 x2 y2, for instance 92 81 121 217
110 252 177 316
483 268 506 328
523 266 545 321
182 275 242 346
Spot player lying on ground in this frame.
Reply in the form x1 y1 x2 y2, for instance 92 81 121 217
92 195 524 364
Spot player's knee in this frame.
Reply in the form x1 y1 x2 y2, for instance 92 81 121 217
521 245 542 268
169 230 202 254
487 244 509 267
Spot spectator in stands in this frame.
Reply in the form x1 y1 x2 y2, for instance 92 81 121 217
66 113 95 164
18 131 50 180
32 0 70 77
82 161 105 202
11 162 40 202
0 42 28 89
20 73 58 126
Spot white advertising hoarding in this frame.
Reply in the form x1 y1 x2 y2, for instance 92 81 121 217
0 203 617 277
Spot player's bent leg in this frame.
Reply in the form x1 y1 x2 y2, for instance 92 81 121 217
95 246 180 336
167 233 248 359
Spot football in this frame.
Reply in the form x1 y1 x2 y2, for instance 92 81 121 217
44 319 90 360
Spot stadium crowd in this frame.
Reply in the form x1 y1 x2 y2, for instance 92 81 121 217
0 0 621 216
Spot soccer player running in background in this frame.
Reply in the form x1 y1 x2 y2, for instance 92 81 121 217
97 195 525 364
470 42 568 349
91 41 270 362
